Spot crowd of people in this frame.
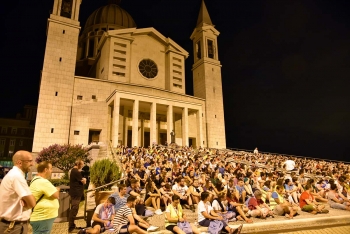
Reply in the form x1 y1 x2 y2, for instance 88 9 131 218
0 146 349 234
105 145 350 234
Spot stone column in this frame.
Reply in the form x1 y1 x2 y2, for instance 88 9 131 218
196 109 203 147
132 100 139 147
112 96 120 148
124 107 128 146
150 102 157 145
182 107 188 146
167 105 173 144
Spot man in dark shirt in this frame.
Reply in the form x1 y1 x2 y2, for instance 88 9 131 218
68 159 86 232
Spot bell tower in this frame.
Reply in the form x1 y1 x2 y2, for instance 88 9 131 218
33 0 82 152
191 0 226 149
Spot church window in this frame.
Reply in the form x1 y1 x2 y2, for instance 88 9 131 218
74 131 80 135
173 64 182 69
139 59 158 79
173 84 182 89
9 139 15 146
114 57 126 62
77 95 83 100
63 30 65 34
207 39 215 59
173 70 182 75
11 128 17 135
196 41 201 59
173 77 182 82
0 139 5 145
113 72 125 77
173 57 181 62
59 57 62 62
1 127 7 134
114 64 126 69
19 140 23 146
51 128 54 133
114 50 126 55
88 40 95 57
115 42 127 48
60 0 73 19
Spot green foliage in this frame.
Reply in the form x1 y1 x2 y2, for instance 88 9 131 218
36 144 92 173
90 159 121 190
49 179 70 187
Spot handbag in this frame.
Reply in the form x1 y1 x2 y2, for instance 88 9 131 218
208 220 224 234
177 221 193 234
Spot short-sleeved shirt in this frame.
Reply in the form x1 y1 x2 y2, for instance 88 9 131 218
69 168 84 197
172 184 188 196
235 185 245 195
30 176 59 221
198 200 213 222
93 203 115 225
248 197 264 210
113 205 132 227
110 193 129 211
327 191 340 204
0 166 32 221
299 191 313 208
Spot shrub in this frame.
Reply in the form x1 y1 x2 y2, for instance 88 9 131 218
36 144 92 178
90 159 121 190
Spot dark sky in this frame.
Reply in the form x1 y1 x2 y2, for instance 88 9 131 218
1 0 349 161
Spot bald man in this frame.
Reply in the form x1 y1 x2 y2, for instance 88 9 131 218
0 150 36 234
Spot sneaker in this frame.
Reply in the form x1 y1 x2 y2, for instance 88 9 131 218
154 209 163 215
147 226 159 232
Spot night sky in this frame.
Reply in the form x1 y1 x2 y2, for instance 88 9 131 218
1 0 349 161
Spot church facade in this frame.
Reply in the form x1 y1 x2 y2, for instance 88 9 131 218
32 0 226 152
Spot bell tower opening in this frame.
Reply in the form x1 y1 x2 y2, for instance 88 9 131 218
61 0 73 18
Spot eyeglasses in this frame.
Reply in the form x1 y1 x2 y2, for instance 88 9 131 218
20 160 33 163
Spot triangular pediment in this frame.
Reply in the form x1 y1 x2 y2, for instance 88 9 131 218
107 27 189 58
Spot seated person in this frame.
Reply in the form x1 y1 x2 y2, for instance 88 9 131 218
165 195 200 234
212 192 236 222
172 177 195 212
284 179 299 204
198 191 243 234
113 195 147 234
159 183 174 206
235 179 247 203
144 179 163 215
299 184 329 214
327 183 350 211
272 185 300 219
78 197 115 234
226 190 253 223
247 190 274 219
189 179 204 204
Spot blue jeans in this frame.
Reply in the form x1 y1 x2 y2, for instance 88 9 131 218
30 217 56 234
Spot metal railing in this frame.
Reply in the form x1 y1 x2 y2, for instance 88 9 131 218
225 147 350 164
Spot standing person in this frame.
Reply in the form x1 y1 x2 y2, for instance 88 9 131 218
113 196 147 234
0 150 36 234
170 130 175 144
30 162 60 234
68 159 87 232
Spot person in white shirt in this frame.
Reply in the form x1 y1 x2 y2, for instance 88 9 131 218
283 158 295 171
172 177 194 212
197 192 242 234
0 151 36 234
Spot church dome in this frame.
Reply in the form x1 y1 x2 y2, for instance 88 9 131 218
83 2 136 34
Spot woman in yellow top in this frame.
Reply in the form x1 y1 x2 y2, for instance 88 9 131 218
165 194 200 234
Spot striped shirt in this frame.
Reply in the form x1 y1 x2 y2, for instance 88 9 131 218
113 205 132 227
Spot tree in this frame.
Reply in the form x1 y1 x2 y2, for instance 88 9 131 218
36 144 92 176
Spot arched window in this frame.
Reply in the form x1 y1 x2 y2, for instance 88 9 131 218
61 0 73 19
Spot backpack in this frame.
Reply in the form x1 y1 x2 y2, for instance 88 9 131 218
208 220 224 234
177 221 193 234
